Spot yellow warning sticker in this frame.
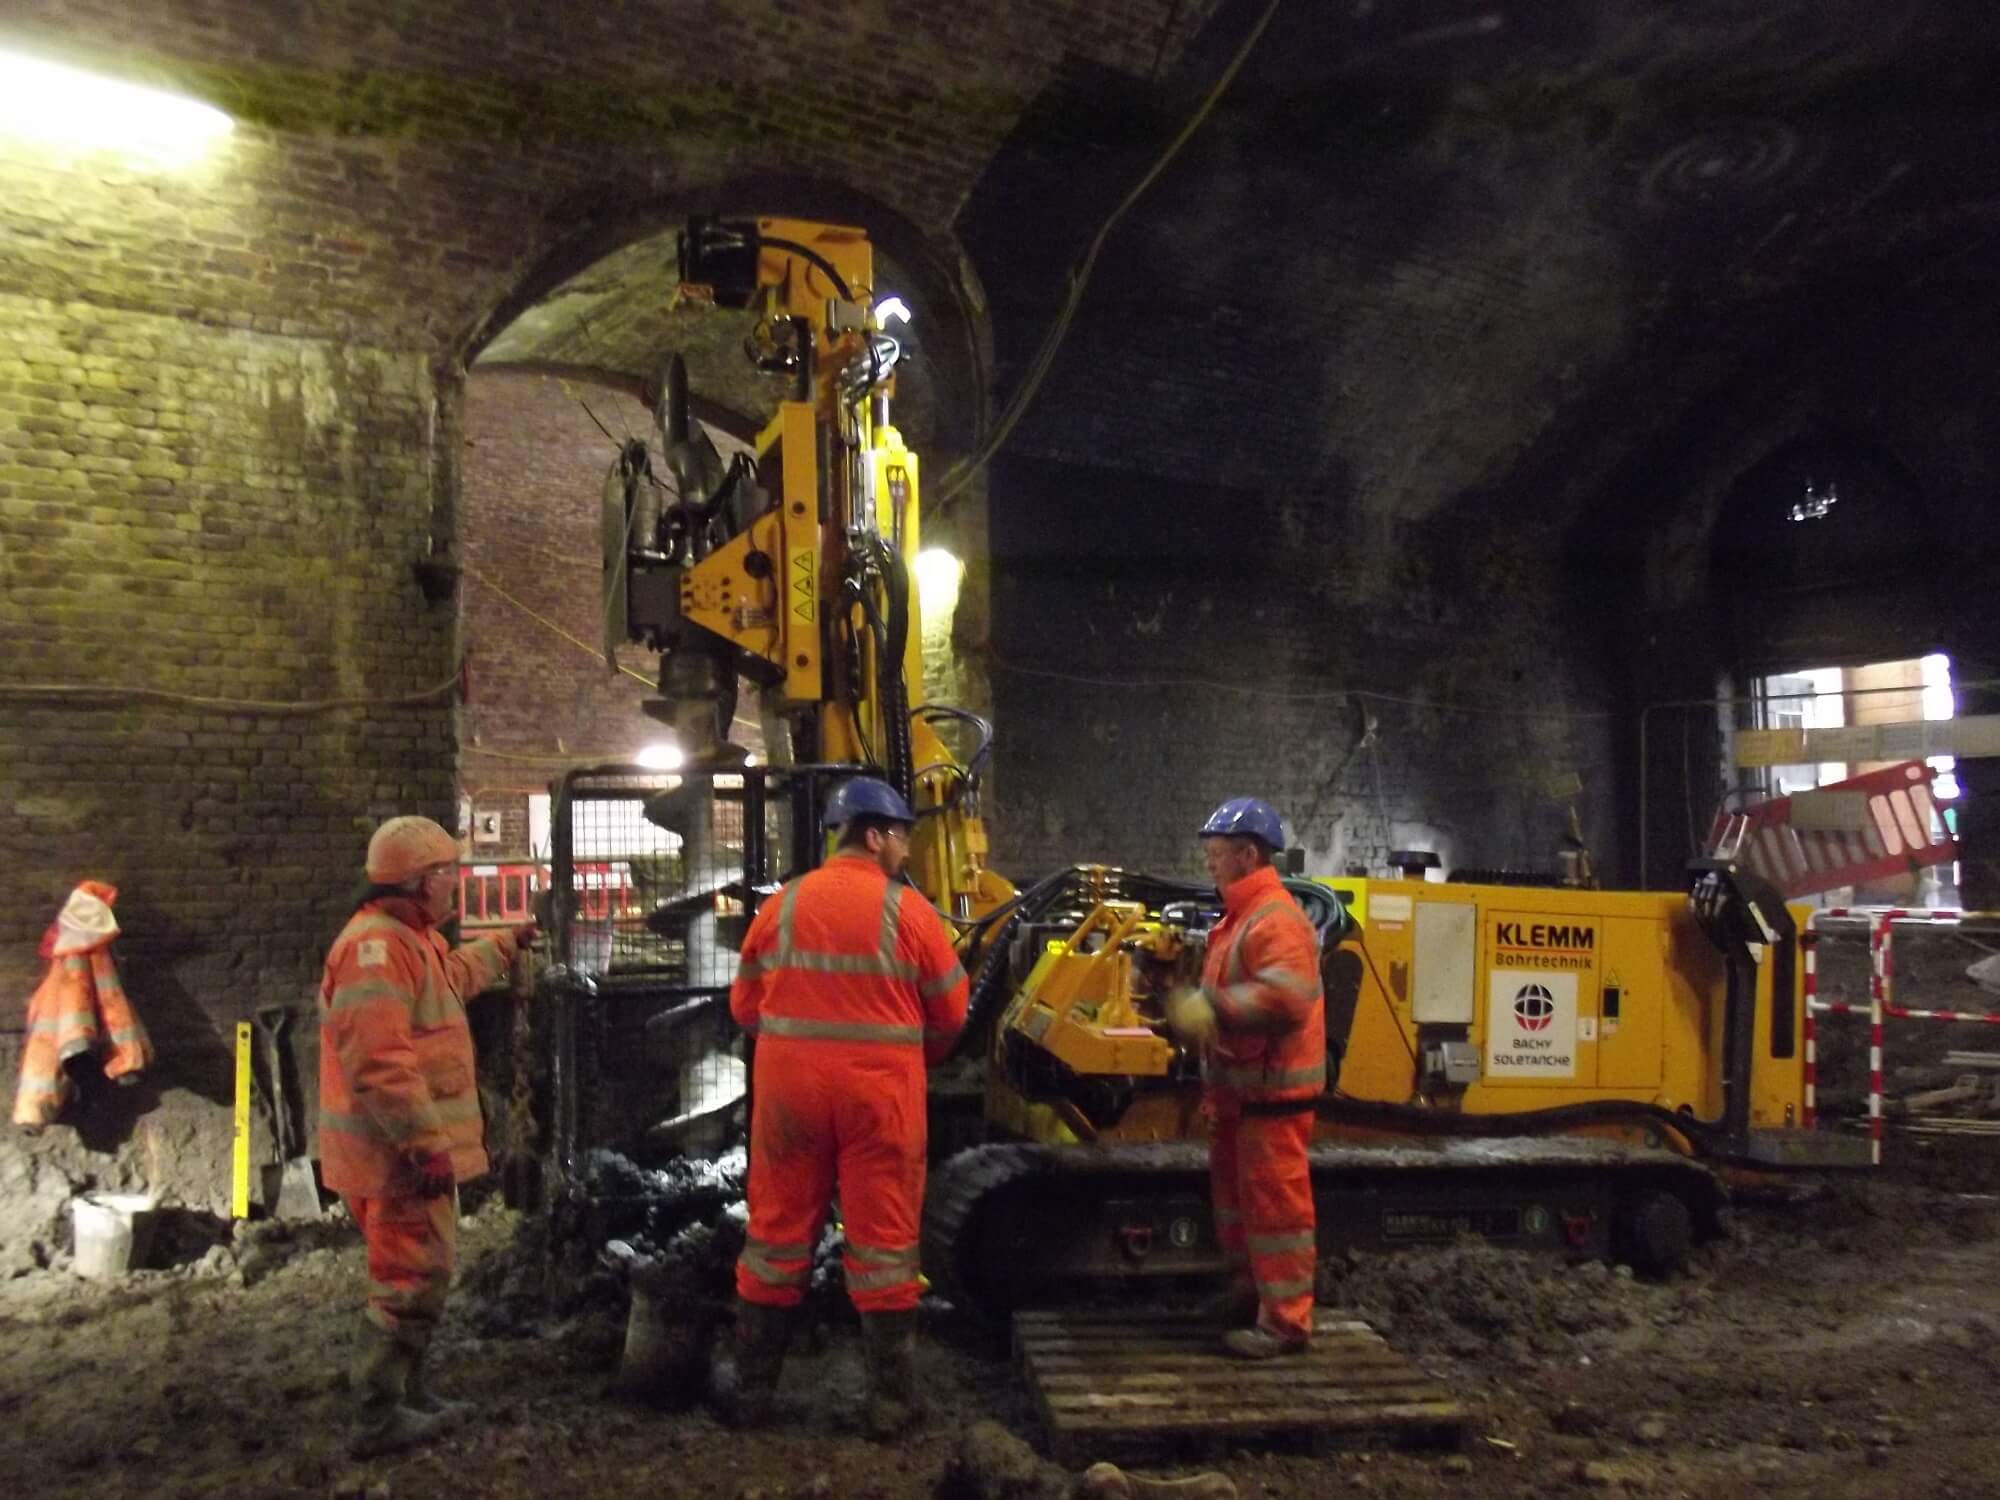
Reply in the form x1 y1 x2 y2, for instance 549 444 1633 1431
790 548 815 624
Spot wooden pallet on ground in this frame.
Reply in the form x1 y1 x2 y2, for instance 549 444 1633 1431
1013 1307 1468 1466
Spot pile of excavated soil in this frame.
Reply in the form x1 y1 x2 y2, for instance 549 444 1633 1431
1323 1240 1671 1364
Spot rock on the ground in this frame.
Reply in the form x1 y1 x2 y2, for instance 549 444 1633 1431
1077 1461 1239 1497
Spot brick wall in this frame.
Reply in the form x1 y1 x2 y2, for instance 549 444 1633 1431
0 293 454 1258
983 455 1622 884
457 368 709 857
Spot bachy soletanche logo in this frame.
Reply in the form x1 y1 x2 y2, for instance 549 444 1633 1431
1512 982 1556 1032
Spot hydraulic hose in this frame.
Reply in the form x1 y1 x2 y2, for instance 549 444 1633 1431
873 537 916 803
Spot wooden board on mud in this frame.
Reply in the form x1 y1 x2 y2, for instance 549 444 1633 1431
1013 1307 1469 1465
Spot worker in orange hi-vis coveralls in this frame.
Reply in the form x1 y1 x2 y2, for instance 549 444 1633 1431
727 775 969 1437
13 881 152 1129
318 815 535 1458
1166 797 1326 1360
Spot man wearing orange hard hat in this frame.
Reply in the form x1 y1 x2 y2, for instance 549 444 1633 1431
318 814 536 1457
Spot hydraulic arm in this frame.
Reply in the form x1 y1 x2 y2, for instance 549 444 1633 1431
603 215 1010 922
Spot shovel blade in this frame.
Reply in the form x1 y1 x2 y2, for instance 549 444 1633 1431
275 1158 322 1220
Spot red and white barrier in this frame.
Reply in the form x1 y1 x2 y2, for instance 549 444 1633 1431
1804 906 2000 1165
1802 930 1819 1129
1811 1000 2000 1026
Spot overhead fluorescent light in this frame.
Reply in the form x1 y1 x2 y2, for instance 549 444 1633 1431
0 49 234 168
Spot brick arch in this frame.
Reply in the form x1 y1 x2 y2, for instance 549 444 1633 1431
456 174 993 456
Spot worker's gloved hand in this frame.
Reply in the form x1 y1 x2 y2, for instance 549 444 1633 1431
1164 987 1219 1049
405 1149 455 1198
509 921 540 950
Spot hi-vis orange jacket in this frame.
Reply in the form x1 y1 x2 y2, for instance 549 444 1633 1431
1199 865 1326 1104
13 881 151 1128
317 897 519 1197
729 852 969 1065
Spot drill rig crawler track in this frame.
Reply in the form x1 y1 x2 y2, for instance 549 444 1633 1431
921 1135 1725 1319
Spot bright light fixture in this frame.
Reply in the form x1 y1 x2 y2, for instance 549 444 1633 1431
0 50 234 168
873 295 912 330
635 742 685 771
913 547 964 613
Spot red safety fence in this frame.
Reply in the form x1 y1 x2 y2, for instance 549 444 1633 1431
459 863 543 928
459 861 636 927
1803 906 2000 1164
1707 760 1955 900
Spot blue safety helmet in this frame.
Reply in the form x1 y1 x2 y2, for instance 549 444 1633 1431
826 775 916 828
1199 796 1285 850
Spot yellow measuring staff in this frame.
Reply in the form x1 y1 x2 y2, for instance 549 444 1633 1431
231 1020 252 1218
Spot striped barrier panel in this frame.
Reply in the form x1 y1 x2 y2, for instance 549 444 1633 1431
1803 906 2000 1164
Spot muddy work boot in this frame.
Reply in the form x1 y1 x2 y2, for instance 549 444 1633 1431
860 1308 922 1440
1219 1324 1309 1361
350 1336 450 1458
406 1343 475 1425
728 1300 795 1429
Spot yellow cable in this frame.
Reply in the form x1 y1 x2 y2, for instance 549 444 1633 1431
463 562 656 688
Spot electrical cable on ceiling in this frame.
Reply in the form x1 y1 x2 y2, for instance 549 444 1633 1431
576 397 621 447
932 0 1286 512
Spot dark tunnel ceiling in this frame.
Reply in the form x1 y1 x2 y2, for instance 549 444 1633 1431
481 0 2000 528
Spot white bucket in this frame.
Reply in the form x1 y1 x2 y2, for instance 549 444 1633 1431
70 1192 158 1280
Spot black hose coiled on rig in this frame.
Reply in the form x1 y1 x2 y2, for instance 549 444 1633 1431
875 537 915 805
944 867 1087 1061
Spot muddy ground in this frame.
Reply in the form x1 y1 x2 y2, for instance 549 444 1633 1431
7 923 2000 1500
4 1141 2000 1500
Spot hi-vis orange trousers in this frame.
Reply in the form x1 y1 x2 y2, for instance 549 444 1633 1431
736 1041 927 1313
1209 1104 1317 1341
345 1193 458 1347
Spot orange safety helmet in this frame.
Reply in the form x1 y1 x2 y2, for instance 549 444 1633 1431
365 816 459 885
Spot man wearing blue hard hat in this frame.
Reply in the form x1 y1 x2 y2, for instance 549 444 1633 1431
726 775 969 1435
1164 796 1326 1358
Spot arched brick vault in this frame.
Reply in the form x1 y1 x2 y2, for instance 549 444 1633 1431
449 178 999 816
459 175 994 459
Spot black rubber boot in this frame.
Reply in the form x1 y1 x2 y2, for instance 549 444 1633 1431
350 1336 449 1458
729 1300 794 1428
406 1343 475 1424
860 1308 921 1440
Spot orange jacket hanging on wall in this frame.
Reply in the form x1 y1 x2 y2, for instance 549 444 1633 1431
13 881 153 1128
